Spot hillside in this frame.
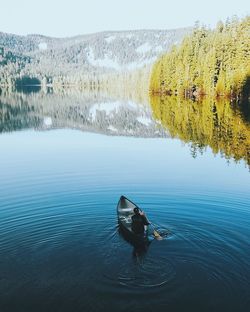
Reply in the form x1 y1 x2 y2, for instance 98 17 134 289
0 28 191 86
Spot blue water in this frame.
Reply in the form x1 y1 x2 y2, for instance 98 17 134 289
0 129 249 312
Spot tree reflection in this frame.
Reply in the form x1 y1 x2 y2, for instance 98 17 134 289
0 98 42 133
15 77 41 93
150 95 250 167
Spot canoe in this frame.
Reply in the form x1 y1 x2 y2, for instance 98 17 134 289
117 195 150 247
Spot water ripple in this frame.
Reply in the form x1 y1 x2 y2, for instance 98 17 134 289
0 163 249 311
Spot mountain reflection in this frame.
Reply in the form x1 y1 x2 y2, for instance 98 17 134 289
150 96 250 167
0 89 165 138
1 89 250 167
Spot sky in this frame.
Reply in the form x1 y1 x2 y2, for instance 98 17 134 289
0 0 249 37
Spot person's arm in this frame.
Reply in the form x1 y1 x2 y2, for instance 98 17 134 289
140 211 150 225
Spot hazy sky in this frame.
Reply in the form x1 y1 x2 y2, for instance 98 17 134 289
1 0 249 37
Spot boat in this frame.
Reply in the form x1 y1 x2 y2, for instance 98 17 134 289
117 195 150 247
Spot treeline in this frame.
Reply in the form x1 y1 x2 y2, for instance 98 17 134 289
150 16 250 99
0 47 32 85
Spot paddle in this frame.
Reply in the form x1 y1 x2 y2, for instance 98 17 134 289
151 223 163 240
153 229 163 240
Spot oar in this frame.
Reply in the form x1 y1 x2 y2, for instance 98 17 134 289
150 223 163 240
153 230 163 240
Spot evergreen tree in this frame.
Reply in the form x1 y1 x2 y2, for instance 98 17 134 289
150 16 250 100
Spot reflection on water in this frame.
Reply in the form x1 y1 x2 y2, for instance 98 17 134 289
150 96 250 167
0 89 165 137
1 89 250 169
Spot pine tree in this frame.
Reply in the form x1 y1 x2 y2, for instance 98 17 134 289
150 16 250 100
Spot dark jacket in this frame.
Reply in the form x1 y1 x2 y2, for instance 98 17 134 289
131 214 150 234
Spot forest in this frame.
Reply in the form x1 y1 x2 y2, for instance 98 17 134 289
150 16 250 100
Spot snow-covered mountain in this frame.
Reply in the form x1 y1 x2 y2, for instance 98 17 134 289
0 28 191 77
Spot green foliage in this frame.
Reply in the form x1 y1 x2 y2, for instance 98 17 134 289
150 16 250 99
150 95 250 166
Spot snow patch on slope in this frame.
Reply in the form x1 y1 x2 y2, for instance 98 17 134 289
105 36 116 43
87 48 121 70
38 42 47 50
87 47 156 70
107 125 118 132
137 116 152 126
154 46 163 52
136 43 152 53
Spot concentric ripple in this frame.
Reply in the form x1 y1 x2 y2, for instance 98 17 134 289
0 130 249 312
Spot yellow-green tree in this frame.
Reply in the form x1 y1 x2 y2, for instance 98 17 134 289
150 16 250 100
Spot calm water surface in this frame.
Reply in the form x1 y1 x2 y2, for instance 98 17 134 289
0 91 250 312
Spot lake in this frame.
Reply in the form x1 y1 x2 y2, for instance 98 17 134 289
0 90 250 312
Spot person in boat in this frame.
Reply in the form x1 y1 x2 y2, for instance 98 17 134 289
131 207 150 235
